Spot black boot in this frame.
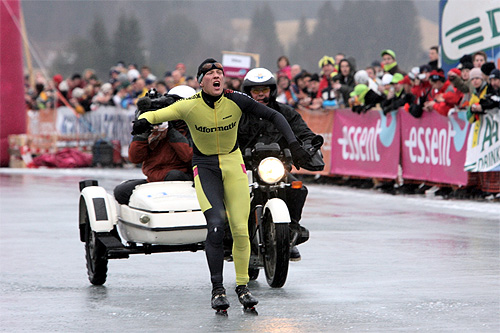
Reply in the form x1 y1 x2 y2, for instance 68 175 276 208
211 287 230 310
290 245 301 262
235 285 258 309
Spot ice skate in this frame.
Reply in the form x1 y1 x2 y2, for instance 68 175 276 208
211 287 230 315
235 285 258 314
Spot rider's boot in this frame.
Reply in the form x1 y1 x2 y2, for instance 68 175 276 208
290 245 301 261
235 285 258 310
211 286 230 314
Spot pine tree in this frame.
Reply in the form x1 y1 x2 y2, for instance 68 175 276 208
304 1 337 73
290 15 311 69
150 13 202 73
113 10 145 66
88 14 112 78
245 3 284 70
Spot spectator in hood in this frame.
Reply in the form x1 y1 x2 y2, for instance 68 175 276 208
332 58 356 105
380 49 406 75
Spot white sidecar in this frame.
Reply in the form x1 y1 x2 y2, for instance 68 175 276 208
78 179 207 285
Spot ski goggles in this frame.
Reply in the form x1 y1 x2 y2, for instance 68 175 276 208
198 62 224 82
250 86 271 94
200 62 224 73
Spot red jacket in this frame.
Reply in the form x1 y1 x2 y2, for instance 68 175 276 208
128 128 192 182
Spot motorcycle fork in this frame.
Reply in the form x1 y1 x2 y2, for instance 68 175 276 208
253 205 265 254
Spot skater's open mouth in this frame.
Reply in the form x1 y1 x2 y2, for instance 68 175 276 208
213 81 221 87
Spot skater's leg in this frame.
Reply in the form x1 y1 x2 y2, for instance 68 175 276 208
193 160 226 289
220 152 251 286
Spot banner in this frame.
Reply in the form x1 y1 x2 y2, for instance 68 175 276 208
400 110 470 185
331 109 400 178
464 108 500 172
56 106 136 155
222 53 252 79
294 109 335 176
440 0 500 72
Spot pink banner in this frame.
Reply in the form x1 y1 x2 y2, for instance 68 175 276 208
331 109 400 178
400 110 470 185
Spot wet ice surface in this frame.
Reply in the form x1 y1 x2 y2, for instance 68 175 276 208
1 168 499 332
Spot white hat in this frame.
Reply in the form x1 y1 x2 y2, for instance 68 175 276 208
127 69 140 81
354 70 369 85
381 73 393 85
58 80 69 92
72 87 84 99
101 83 113 93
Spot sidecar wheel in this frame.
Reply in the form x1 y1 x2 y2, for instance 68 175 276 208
262 212 290 288
84 216 108 285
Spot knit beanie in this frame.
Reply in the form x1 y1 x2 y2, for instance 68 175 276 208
197 58 224 83
481 62 496 76
469 67 483 80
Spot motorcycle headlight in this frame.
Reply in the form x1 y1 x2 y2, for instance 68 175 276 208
258 157 285 184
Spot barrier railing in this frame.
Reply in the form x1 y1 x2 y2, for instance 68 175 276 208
16 105 500 191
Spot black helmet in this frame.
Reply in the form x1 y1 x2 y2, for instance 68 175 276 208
242 68 277 102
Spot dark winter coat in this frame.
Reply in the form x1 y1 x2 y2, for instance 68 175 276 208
238 101 316 151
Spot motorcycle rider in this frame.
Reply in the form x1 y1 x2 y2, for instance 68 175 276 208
132 58 312 312
239 67 323 261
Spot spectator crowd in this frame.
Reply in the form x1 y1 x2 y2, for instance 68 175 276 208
23 47 500 199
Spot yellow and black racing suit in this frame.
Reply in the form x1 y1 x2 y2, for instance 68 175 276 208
139 89 298 288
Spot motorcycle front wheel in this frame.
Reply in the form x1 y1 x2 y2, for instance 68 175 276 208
262 211 290 288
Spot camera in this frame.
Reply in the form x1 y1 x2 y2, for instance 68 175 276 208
145 88 176 110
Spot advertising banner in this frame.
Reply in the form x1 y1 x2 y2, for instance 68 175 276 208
440 0 500 72
331 109 400 178
464 109 500 172
400 110 470 185
222 53 252 79
56 106 135 152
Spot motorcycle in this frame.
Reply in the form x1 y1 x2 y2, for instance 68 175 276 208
227 142 309 288
78 142 317 287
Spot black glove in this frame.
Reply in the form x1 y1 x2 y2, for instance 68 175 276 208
131 118 153 136
289 141 312 170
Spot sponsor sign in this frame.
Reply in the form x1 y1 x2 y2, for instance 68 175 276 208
400 110 470 185
222 53 252 79
440 0 500 72
464 108 500 172
331 109 400 178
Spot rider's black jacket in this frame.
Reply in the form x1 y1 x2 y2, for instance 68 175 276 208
238 100 316 151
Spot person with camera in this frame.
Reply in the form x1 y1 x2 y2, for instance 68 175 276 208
132 58 311 313
113 85 196 205
238 67 324 262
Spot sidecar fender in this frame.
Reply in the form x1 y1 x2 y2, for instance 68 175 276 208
79 186 118 241
263 198 290 224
